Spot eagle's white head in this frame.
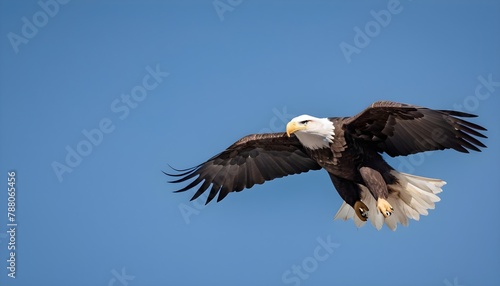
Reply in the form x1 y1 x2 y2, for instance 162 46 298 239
286 115 335 150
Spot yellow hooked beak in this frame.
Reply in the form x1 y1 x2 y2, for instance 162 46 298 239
286 121 307 137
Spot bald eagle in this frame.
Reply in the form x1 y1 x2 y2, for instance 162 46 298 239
167 101 487 230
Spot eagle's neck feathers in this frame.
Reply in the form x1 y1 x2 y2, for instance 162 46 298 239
294 117 335 150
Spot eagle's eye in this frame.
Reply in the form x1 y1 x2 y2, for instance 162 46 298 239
299 120 310 125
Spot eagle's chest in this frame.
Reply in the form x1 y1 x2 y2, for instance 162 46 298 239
307 142 365 180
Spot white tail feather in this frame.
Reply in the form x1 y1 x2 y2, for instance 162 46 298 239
333 171 446 230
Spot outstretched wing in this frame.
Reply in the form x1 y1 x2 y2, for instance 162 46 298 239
166 133 321 204
343 101 487 157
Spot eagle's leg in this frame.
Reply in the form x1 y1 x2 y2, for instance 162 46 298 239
328 173 368 221
359 167 394 218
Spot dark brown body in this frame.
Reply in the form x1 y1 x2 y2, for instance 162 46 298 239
306 118 397 208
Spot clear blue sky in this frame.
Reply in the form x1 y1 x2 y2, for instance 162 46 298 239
1 1 499 285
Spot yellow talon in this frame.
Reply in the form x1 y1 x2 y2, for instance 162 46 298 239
377 198 394 218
